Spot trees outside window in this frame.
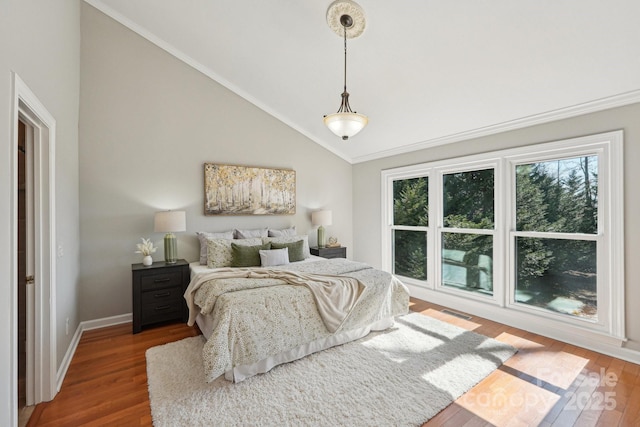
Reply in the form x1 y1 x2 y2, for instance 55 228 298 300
382 131 624 341
514 156 599 319
392 177 428 280
441 169 495 295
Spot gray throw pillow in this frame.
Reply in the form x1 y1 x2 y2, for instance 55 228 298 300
271 240 305 263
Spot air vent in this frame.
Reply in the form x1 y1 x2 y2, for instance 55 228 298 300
441 309 472 320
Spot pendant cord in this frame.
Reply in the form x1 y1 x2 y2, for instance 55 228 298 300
343 24 348 93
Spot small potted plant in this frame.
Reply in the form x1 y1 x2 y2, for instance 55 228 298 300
135 237 157 266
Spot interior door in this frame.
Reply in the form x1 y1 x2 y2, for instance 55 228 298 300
22 118 36 407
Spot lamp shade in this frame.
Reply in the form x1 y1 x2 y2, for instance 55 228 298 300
154 210 186 233
312 210 333 226
323 112 368 140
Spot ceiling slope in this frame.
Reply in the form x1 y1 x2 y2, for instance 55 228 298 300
86 0 640 163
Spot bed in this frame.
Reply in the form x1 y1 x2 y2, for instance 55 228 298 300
185 232 410 383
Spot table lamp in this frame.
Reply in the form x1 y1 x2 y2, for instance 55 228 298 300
154 210 186 264
312 210 332 248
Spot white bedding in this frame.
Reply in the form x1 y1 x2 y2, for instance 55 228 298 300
187 258 410 382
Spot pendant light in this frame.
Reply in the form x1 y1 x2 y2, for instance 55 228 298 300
324 0 368 141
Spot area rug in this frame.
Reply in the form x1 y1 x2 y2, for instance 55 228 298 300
146 312 516 426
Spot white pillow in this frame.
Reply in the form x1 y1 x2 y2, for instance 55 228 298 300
263 235 310 259
196 231 234 264
259 248 290 267
234 228 268 239
207 237 262 268
268 226 296 237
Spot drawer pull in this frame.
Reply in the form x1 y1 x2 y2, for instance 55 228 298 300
154 292 171 298
154 278 171 283
155 305 171 311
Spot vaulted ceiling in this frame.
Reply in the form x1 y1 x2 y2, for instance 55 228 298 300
87 0 640 163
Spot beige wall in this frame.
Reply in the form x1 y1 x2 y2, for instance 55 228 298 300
78 4 353 321
353 102 640 354
0 0 80 423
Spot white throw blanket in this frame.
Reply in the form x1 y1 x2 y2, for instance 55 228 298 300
184 267 364 333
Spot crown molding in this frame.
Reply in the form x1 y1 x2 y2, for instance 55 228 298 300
83 1 640 166
352 89 640 163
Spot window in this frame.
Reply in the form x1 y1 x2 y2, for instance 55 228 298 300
382 131 624 342
391 176 428 280
441 168 495 296
513 156 598 320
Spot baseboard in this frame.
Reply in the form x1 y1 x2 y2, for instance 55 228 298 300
56 324 83 392
81 313 132 331
55 313 133 391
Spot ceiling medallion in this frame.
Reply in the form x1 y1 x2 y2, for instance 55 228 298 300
326 0 366 39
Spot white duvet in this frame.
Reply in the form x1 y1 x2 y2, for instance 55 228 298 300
185 258 410 382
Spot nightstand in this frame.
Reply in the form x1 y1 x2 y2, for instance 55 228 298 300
310 246 347 259
132 259 189 334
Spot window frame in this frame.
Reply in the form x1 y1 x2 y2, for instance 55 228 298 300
381 130 625 343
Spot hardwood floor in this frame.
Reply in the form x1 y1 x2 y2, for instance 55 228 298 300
27 322 200 426
27 299 640 426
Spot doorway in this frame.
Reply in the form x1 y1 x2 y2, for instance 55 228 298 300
11 73 57 426
17 119 28 413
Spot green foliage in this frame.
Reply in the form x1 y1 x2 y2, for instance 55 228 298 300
392 178 428 280
443 169 494 228
393 230 426 280
391 156 598 287
516 156 598 286
393 177 428 226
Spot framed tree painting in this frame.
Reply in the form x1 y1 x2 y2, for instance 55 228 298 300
204 163 296 215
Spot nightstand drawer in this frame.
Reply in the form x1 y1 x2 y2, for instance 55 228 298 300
141 285 183 306
140 271 183 291
141 301 182 324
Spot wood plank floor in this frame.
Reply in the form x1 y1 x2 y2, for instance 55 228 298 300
27 299 640 426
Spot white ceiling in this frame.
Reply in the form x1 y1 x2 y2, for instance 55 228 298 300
87 0 640 164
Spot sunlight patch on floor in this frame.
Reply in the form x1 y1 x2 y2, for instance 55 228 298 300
496 332 588 389
456 369 560 426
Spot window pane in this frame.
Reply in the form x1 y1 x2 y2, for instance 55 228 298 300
441 232 493 295
443 169 494 229
515 237 597 320
393 230 427 280
393 177 428 226
516 156 598 234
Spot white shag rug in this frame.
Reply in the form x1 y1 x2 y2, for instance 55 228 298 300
146 312 516 427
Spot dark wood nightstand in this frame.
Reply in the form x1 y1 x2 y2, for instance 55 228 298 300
310 246 347 259
132 259 189 334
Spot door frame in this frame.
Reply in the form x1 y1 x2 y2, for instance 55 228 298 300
10 72 57 419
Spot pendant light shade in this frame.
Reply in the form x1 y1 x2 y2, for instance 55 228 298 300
324 1 368 141
323 112 368 140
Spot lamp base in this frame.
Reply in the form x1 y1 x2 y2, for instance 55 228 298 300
317 226 326 248
164 233 178 264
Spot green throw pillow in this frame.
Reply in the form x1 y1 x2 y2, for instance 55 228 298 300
271 240 305 262
231 242 271 267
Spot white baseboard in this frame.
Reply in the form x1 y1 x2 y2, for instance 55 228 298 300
81 313 132 331
55 313 133 391
56 324 82 392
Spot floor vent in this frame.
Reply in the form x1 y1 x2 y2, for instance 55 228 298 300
441 309 472 320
